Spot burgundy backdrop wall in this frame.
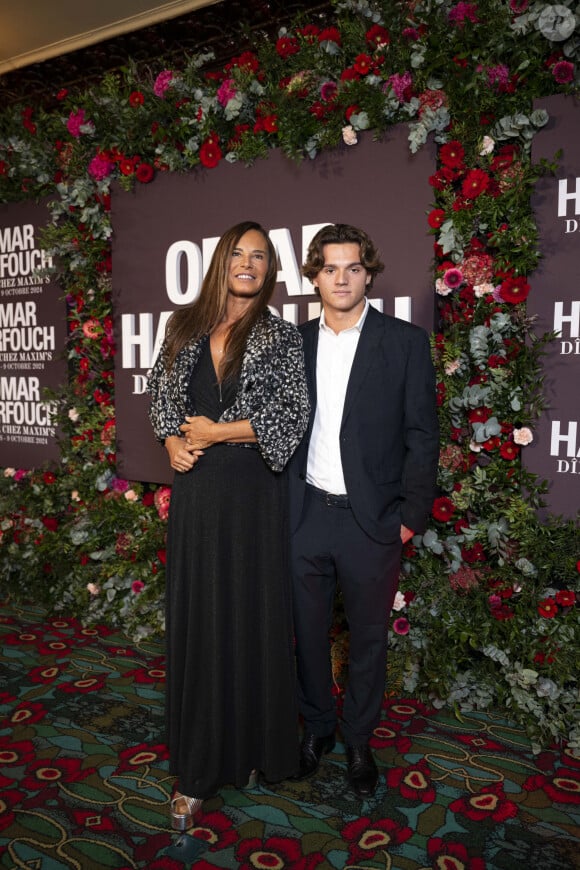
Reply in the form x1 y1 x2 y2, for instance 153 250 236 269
112 127 437 483
529 94 580 519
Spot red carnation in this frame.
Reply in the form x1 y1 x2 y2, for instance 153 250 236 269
199 135 223 169
319 27 341 45
432 496 455 522
468 407 491 424
538 597 558 618
353 54 373 76
499 441 520 460
276 36 299 58
428 209 446 229
439 140 465 168
366 24 390 47
499 275 530 304
462 168 491 199
555 590 575 607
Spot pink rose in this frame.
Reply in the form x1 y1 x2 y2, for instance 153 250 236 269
513 427 533 446
342 125 358 146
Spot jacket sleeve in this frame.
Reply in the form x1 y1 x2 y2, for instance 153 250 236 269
146 342 189 442
237 321 310 473
399 328 440 534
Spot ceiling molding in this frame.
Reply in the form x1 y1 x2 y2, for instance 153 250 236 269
0 0 219 75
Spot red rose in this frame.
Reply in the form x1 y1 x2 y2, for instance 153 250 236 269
129 91 144 107
199 135 223 169
135 162 154 183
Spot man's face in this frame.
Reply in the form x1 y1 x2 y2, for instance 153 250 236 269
313 243 371 319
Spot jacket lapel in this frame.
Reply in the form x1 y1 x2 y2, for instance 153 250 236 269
341 306 384 426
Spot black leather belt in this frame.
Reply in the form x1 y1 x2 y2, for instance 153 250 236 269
307 483 351 508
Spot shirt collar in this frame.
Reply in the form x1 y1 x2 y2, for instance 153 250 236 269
319 296 370 334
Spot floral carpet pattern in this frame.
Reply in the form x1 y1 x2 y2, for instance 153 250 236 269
0 601 578 870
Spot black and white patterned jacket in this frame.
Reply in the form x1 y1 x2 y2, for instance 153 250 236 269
147 309 310 472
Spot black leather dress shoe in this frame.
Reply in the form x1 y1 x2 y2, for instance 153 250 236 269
346 743 378 797
294 732 336 780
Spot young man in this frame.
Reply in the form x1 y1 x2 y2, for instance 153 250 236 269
289 224 439 798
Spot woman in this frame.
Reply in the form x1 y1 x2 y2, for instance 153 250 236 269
147 221 309 830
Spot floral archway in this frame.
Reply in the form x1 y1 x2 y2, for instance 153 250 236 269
1 0 579 751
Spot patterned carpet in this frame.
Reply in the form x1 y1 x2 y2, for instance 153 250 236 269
0 600 579 870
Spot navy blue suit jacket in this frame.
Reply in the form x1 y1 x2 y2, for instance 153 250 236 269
288 305 440 544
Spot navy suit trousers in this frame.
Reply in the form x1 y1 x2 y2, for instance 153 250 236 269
291 485 402 746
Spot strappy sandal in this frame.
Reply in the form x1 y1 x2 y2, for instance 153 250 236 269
170 791 203 831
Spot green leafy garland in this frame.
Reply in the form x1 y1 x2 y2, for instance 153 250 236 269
1 0 579 751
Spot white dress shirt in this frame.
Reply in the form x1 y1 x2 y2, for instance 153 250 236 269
306 299 369 495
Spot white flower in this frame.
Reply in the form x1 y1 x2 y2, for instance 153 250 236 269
445 359 461 375
480 135 495 156
392 591 407 611
469 440 482 453
68 408 80 422
342 125 358 145
474 282 495 297
124 489 139 501
3 467 16 478
435 277 452 296
513 426 533 446
71 490 80 502
87 583 100 596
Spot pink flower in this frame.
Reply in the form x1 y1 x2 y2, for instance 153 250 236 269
393 617 410 635
392 591 407 611
513 427 533 446
82 319 102 338
342 125 358 146
486 64 510 88
154 486 171 520
88 153 113 181
111 477 129 493
67 109 92 138
217 78 237 107
443 267 464 289
153 70 174 98
320 81 338 102
448 1 479 26
387 71 413 102
553 61 575 84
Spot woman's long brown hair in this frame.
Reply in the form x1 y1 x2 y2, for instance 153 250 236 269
163 221 278 381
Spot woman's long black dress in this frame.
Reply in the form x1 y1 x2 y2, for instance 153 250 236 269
165 343 299 798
